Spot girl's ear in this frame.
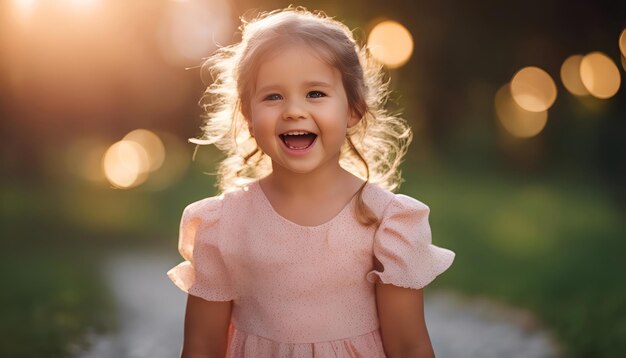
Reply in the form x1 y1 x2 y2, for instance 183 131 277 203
246 120 255 137
347 110 361 128
242 110 255 137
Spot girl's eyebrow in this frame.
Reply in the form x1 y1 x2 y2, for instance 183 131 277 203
257 81 334 94
256 85 281 94
304 81 333 88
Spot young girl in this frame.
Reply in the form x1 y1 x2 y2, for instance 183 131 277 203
168 7 455 358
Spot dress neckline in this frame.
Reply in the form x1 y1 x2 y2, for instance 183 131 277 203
250 180 363 230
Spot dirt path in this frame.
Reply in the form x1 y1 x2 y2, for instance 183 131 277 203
425 291 561 357
79 251 561 358
79 251 186 358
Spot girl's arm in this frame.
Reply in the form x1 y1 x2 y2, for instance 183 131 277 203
181 294 233 358
376 283 435 358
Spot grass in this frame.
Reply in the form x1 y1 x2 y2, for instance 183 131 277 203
400 162 626 357
0 239 116 358
0 181 119 358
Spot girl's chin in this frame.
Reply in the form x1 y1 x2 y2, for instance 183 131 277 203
274 162 319 175
268 156 325 175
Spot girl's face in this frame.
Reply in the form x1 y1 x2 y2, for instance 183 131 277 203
246 43 359 175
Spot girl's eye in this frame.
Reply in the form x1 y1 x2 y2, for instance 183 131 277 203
307 91 326 99
264 94 283 101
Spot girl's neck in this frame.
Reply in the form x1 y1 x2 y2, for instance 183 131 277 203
258 157 365 227
263 158 355 198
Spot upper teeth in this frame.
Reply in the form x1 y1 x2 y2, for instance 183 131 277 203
283 131 310 136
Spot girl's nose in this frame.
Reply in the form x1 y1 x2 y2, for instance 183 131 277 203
282 100 308 120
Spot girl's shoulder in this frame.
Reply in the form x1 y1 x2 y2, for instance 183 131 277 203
182 183 257 219
362 182 430 219
180 195 223 230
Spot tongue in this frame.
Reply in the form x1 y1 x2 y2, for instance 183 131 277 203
283 134 316 149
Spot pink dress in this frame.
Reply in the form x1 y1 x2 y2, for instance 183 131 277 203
167 181 455 357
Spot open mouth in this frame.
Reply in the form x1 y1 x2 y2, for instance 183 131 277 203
279 131 318 150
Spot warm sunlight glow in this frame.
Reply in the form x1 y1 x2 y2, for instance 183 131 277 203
560 55 590 96
156 0 233 66
510 66 557 112
14 0 35 11
12 0 36 21
367 20 414 68
66 0 101 10
123 129 166 172
102 140 150 189
495 84 548 138
580 52 621 99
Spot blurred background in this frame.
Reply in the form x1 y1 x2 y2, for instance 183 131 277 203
1 0 624 357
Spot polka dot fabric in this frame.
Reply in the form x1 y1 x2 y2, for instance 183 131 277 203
167 181 455 357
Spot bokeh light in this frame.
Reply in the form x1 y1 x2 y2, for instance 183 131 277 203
156 0 234 66
102 140 150 189
99 130 188 190
495 84 548 138
560 55 590 96
510 66 557 112
367 20 414 68
123 129 166 172
580 52 621 99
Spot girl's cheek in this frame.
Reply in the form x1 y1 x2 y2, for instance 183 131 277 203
254 104 276 115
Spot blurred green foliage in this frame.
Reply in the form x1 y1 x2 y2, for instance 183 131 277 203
401 162 626 357
0 243 115 357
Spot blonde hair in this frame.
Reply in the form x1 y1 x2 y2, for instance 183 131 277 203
193 7 412 226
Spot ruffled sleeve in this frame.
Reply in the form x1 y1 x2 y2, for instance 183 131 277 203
167 196 236 301
366 194 455 290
